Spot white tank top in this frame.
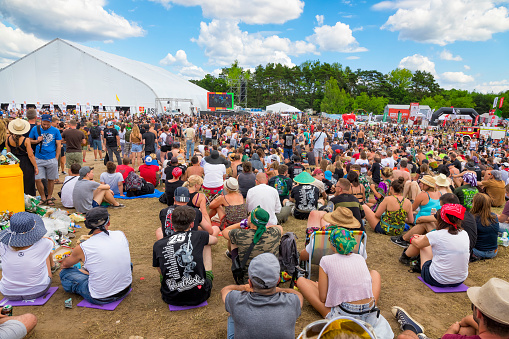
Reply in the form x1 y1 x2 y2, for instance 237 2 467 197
81 231 132 298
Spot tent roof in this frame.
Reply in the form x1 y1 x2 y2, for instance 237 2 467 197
266 102 301 113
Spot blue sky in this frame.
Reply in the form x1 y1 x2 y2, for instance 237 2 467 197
1 0 508 93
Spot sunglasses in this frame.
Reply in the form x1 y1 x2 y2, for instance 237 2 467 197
298 317 375 339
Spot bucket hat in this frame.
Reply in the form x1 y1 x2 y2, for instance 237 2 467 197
293 171 315 184
224 177 239 192
467 277 509 325
8 118 30 135
322 207 361 229
204 150 223 164
0 212 47 247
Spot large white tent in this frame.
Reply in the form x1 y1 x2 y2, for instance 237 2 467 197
266 102 301 113
0 38 208 115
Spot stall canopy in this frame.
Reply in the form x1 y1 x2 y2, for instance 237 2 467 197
266 102 301 113
0 38 208 114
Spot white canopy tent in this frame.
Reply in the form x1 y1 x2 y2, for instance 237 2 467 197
0 38 208 115
266 102 301 113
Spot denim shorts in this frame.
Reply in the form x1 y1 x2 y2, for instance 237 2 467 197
472 248 498 259
421 260 463 287
92 139 102 150
131 143 143 153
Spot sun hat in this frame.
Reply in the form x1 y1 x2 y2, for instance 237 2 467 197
84 208 110 235
174 186 190 203
324 170 332 181
467 277 509 325
248 253 280 289
224 177 239 192
322 207 361 229
294 171 315 184
0 212 47 247
79 166 94 180
8 118 31 135
204 150 223 164
434 174 449 187
420 175 436 188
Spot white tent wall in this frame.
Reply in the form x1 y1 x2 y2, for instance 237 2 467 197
0 39 208 114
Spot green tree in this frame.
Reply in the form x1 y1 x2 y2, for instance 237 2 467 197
321 78 352 114
388 68 413 90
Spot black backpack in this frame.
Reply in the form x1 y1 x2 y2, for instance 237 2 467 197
90 126 101 139
279 232 300 286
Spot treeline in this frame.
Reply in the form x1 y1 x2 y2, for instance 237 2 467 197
190 61 509 117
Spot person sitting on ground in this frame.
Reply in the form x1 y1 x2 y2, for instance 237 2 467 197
221 253 303 339
164 156 187 183
153 205 218 306
347 170 366 204
288 171 321 220
326 178 365 229
296 226 394 339
208 178 248 230
413 175 442 220
246 172 291 225
363 177 414 236
60 208 132 304
116 157 134 182
268 164 293 205
222 206 283 284
0 212 58 301
183 175 210 225
0 310 37 339
311 168 328 204
158 187 217 238
479 170 506 207
454 172 479 211
368 167 393 210
139 155 161 187
250 152 264 173
164 167 184 206
185 155 204 178
72 166 125 213
60 163 81 209
100 161 124 196
399 203 469 287
435 173 453 194
470 193 500 261
497 184 509 229
238 161 256 198
202 150 226 201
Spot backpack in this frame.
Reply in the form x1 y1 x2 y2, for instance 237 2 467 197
125 171 144 191
90 126 101 139
165 132 174 147
279 232 300 286
273 176 289 197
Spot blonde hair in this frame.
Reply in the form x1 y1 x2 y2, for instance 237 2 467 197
131 125 141 139
183 175 203 188
0 119 7 145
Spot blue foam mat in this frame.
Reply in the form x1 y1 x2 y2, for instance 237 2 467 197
114 189 164 199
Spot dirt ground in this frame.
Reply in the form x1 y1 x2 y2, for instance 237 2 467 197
2 152 508 339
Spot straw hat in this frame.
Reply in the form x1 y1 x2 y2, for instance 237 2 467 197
322 207 361 229
224 177 239 192
467 278 509 325
434 174 449 187
8 118 31 135
420 175 436 188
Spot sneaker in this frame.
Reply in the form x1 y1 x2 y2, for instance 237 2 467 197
417 333 431 339
112 204 125 208
391 235 410 248
399 249 412 265
392 306 424 334
225 250 232 259
324 201 334 213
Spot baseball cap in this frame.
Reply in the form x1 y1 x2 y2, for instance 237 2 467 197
324 170 332 180
79 166 94 179
84 208 109 230
144 156 153 165
41 114 52 122
248 253 280 289
107 121 113 126
174 186 190 203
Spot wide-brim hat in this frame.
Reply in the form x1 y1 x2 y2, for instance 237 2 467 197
467 278 509 325
420 175 436 188
8 118 31 135
224 177 239 192
0 212 47 247
322 207 361 229
434 174 449 187
204 150 223 164
293 171 315 184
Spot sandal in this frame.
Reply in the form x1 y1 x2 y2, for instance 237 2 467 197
47 200 55 206
39 199 48 205
51 262 61 274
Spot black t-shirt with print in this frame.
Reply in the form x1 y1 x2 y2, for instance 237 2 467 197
283 133 295 149
291 184 319 215
287 163 305 179
103 127 119 148
152 230 210 305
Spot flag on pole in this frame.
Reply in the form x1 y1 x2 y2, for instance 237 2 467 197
493 97 499 108
452 107 456 115
500 97 505 108
116 94 120 102
443 114 449 127
382 110 388 122
397 111 402 123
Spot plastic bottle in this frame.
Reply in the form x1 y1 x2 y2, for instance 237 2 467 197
502 232 509 247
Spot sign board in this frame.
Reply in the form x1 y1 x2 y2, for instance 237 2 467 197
97 111 115 122
410 103 419 117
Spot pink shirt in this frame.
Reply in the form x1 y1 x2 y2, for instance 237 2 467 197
319 253 373 307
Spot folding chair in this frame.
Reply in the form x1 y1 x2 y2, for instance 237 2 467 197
305 230 367 278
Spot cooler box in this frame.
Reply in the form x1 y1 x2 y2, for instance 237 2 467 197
0 164 25 213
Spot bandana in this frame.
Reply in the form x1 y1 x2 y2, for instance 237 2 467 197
85 216 110 235
250 206 269 244
326 225 357 255
463 172 477 187
440 204 466 229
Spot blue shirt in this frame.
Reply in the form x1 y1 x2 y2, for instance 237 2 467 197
29 125 62 160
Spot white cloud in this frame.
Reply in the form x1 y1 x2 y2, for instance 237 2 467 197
441 71 474 83
315 15 324 26
375 0 509 45
440 49 462 61
150 0 304 25
474 80 509 94
353 26 363 32
346 56 360 59
160 49 192 66
192 20 316 67
0 0 145 41
178 65 207 80
464 65 471 70
307 22 368 53
0 22 46 67
398 54 438 77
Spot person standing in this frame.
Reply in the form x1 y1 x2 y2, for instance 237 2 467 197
29 114 62 206
89 121 103 161
311 125 327 167
184 123 195 161
142 125 156 157
103 121 121 165
6 119 38 196
61 119 85 172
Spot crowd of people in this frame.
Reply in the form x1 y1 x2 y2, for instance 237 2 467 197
0 107 508 338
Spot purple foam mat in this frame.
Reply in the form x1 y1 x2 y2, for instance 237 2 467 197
169 301 208 311
418 277 468 293
0 287 59 306
77 288 132 310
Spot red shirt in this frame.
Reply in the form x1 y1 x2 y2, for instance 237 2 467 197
116 165 134 181
352 153 360 160
139 164 159 186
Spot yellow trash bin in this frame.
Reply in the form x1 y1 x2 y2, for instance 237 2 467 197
0 164 25 213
